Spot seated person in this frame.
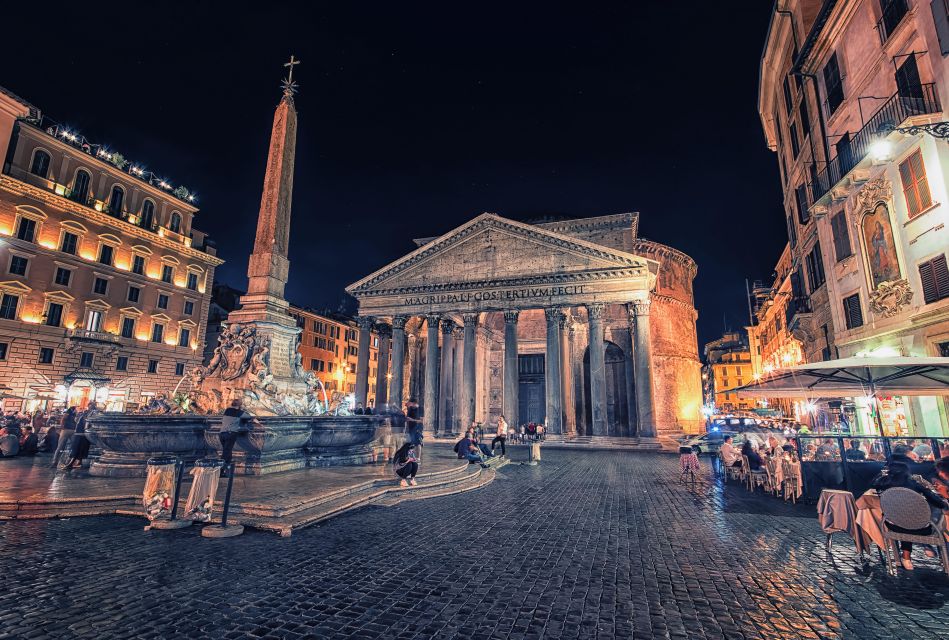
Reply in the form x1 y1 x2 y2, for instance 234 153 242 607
0 430 19 457
454 435 488 467
844 439 866 461
933 457 949 501
720 436 741 468
872 461 949 571
815 438 839 460
38 425 59 453
740 440 762 470
469 433 494 458
888 444 917 465
18 427 38 456
913 442 934 461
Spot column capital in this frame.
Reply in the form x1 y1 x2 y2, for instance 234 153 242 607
356 315 376 331
502 309 520 323
424 312 441 327
375 322 392 338
440 318 456 335
391 316 409 330
585 303 606 320
462 312 479 327
453 326 465 340
628 298 651 317
544 306 565 324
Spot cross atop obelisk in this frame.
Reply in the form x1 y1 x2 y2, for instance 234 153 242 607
282 55 301 99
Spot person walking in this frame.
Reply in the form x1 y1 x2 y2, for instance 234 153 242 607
219 398 256 476
405 397 423 457
50 406 77 468
491 414 508 457
392 442 420 486
63 402 98 470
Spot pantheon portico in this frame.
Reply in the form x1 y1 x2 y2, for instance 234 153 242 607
346 213 703 441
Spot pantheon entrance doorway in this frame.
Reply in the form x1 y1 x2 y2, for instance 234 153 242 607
583 342 630 436
518 354 546 426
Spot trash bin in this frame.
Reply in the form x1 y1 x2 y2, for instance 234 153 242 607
184 459 223 523
143 456 178 521
529 441 542 463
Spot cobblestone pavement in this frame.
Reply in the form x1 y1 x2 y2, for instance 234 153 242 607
3 449 949 640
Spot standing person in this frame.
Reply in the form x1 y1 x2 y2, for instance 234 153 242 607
50 406 77 468
491 414 508 457
63 402 98 470
19 426 38 456
392 442 420 486
219 399 256 476
405 397 423 455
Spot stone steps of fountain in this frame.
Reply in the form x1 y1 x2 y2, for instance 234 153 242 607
0 494 140 520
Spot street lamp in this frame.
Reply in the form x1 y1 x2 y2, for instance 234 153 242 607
873 120 949 162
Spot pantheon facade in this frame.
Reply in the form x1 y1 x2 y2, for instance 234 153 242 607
346 212 703 441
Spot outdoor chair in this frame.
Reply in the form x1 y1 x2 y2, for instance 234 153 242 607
742 455 769 492
765 458 781 497
721 452 742 482
879 487 949 576
782 459 799 504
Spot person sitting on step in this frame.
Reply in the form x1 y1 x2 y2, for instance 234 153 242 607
392 442 420 487
454 434 489 468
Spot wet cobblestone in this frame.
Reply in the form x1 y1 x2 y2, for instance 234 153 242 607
2 450 949 639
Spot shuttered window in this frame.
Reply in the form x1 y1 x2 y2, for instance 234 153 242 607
795 184 810 224
823 52 844 114
918 254 949 304
805 242 826 291
933 0 949 55
898 149 932 217
843 294 864 330
830 211 852 261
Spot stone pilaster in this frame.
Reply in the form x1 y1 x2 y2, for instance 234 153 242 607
438 319 456 435
460 313 478 433
452 326 465 434
423 314 440 434
630 299 657 440
544 307 564 435
586 303 608 436
374 322 391 409
354 316 374 409
502 309 520 429
559 310 575 435
389 316 408 411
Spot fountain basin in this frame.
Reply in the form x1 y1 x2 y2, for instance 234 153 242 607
205 416 311 475
85 414 210 477
306 415 390 466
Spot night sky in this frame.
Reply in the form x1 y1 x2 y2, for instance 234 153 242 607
2 2 787 351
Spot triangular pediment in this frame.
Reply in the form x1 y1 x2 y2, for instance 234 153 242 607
348 213 653 295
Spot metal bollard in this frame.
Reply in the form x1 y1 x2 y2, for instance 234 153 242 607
150 458 191 530
202 462 244 538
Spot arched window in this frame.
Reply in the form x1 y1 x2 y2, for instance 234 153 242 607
169 212 181 233
30 150 51 178
109 186 125 216
72 169 91 203
140 200 155 229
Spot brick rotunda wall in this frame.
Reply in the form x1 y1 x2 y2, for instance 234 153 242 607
631 239 704 435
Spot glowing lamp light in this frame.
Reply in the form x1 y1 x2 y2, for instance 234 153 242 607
164 338 177 346
870 138 893 162
115 261 129 271
39 240 56 249
190 343 198 351
80 251 96 261
21 315 40 324
131 166 145 176
804 402 817 413
54 184 67 196
94 201 104 212
136 333 149 341
157 227 165 237
753 373 762 381
857 345 900 359
158 181 171 189
763 364 775 374
0 225 11 236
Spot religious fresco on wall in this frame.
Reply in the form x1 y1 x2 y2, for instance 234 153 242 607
861 203 901 289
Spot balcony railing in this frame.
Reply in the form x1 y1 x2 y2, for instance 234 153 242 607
66 328 122 344
877 0 909 44
814 83 941 200
785 296 812 329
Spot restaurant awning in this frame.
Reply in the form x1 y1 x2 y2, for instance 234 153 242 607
63 367 112 386
733 356 949 399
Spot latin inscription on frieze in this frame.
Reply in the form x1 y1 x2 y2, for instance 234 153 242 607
403 284 585 306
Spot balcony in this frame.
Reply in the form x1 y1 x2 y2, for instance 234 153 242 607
784 296 812 331
877 0 908 44
814 83 941 200
66 328 122 345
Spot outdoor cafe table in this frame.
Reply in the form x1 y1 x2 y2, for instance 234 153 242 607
855 489 949 551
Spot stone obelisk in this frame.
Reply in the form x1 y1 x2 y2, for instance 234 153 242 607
226 57 302 381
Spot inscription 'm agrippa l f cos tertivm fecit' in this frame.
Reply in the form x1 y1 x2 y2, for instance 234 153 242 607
403 284 586 306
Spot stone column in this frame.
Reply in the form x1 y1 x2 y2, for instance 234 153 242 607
407 331 420 402
631 298 657 440
452 327 464 435
560 311 575 435
586 304 608 436
354 316 374 409
374 322 391 409
502 309 520 429
460 313 478 432
389 316 407 411
623 309 638 437
544 307 564 435
439 319 456 436
423 314 440 435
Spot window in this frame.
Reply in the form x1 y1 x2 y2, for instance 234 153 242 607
72 170 91 203
919 254 949 304
175 362 185 376
178 327 191 347
128 286 140 303
9 255 28 276
116 356 128 371
98 244 114 266
132 255 145 275
843 293 864 329
80 352 94 368
898 149 932 218
795 184 810 225
38 347 54 364
787 214 797 248
782 76 794 115
109 186 125 215
16 217 36 242
30 150 51 178
161 265 173 284
0 343 6 360
789 122 800 158
933 0 949 55
830 211 852 261
54 267 72 286
0 294 18 319
186 272 198 291
121 317 136 338
880 0 910 44
798 102 810 139
183 300 194 315
823 52 844 115
169 212 181 233
147 359 159 374
93 277 108 295
60 231 78 255
85 310 103 332
157 293 169 310
805 243 826 291
151 323 164 343
141 200 156 229
45 303 63 327
328 362 335 373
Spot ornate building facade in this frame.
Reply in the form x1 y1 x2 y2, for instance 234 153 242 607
759 1 949 436
347 212 703 440
0 86 222 411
